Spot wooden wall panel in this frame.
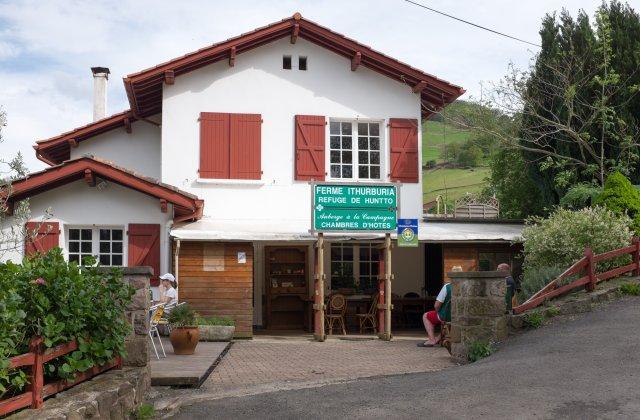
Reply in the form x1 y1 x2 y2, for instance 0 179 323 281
443 244 478 281
178 241 253 337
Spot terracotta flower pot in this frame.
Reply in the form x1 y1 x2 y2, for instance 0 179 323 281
169 327 200 355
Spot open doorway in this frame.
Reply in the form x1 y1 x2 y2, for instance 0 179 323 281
424 244 443 297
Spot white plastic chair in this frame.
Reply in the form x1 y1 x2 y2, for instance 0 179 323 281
149 304 166 359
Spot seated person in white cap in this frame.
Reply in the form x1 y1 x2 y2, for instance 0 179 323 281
159 273 177 305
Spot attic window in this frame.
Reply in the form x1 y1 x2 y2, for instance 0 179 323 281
283 55 292 70
299 56 307 71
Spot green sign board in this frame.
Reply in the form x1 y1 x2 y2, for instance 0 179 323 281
313 184 397 232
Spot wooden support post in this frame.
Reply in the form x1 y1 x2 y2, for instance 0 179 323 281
584 247 596 292
313 233 326 341
633 237 640 277
377 234 392 341
28 337 44 409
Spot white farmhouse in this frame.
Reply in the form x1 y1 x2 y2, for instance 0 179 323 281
3 14 521 338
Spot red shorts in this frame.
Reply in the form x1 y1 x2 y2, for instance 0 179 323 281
425 310 442 325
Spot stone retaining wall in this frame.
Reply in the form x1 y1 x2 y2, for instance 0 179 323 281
119 267 152 367
449 271 508 364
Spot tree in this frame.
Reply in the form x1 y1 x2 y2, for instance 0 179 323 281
0 109 32 259
594 171 640 233
430 2 640 214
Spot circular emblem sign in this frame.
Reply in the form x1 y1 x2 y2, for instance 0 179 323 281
401 227 415 242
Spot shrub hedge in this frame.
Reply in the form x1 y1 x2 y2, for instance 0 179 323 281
594 172 640 234
0 248 133 398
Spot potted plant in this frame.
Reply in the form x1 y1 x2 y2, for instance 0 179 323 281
197 315 236 341
168 303 200 354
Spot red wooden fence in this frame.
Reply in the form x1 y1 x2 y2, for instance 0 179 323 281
0 337 121 416
513 237 640 314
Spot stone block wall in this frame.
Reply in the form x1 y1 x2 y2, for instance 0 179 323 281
120 267 152 367
449 271 508 364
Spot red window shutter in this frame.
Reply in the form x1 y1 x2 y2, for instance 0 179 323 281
24 221 60 256
295 115 325 181
128 224 161 286
200 112 230 179
230 113 262 179
389 118 419 183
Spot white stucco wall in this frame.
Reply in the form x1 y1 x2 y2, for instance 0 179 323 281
0 181 173 289
70 119 162 179
162 37 423 228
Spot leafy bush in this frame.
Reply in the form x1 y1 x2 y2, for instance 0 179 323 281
520 265 566 300
0 248 134 397
544 306 561 318
522 207 632 274
594 172 640 234
457 143 483 167
168 303 197 328
620 283 640 296
197 315 235 326
523 312 544 328
467 341 494 362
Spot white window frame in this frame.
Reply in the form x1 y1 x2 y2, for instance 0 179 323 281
65 225 127 267
326 118 385 182
329 242 381 293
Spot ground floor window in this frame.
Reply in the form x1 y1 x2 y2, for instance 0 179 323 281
68 226 124 266
330 243 379 293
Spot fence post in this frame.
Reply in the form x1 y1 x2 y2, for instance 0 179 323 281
584 247 596 292
633 237 640 277
27 337 44 409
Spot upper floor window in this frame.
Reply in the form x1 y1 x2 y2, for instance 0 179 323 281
283 55 292 70
329 120 381 180
298 56 307 70
68 227 124 266
199 112 262 180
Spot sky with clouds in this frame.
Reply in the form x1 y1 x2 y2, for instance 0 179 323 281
0 0 606 171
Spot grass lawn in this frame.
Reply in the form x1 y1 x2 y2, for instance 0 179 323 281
423 167 490 204
422 120 471 163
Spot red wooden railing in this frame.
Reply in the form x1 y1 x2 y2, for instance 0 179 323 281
513 237 640 314
0 337 121 416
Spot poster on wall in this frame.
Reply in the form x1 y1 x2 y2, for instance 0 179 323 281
397 218 418 247
312 183 398 232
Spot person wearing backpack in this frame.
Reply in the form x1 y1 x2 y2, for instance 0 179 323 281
418 281 452 348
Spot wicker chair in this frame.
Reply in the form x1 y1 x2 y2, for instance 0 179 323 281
355 293 379 334
325 294 347 335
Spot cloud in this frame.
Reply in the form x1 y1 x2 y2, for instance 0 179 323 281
0 0 604 172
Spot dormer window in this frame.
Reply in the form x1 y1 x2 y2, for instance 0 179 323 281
299 56 307 71
283 55 292 70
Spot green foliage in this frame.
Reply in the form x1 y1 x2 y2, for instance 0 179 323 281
197 315 235 326
486 148 545 218
594 172 640 233
132 403 155 420
0 249 134 397
457 143 483 167
168 303 197 328
545 306 561 318
560 183 603 209
520 265 566 300
523 312 545 328
620 283 640 296
522 207 632 274
467 341 494 362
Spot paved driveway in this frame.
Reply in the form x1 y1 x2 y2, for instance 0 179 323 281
201 334 452 396
174 297 640 419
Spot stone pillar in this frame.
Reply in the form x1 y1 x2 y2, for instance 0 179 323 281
121 267 152 367
98 267 152 367
449 271 508 364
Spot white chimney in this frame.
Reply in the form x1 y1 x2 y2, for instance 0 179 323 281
91 67 110 121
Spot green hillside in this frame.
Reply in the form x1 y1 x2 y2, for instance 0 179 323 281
422 120 472 163
421 105 490 208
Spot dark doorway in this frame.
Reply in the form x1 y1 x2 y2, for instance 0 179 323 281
424 244 443 297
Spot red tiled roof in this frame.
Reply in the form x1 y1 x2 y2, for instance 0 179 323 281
124 13 464 118
5 156 203 222
35 13 464 165
34 110 136 165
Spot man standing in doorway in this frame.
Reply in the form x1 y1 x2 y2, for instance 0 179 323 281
498 263 516 312
418 281 451 347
